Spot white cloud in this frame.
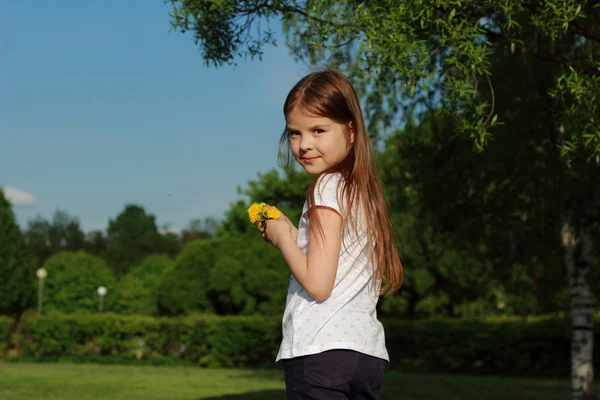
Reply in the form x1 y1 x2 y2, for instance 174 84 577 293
1 187 37 206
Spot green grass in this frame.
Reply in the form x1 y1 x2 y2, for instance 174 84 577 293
0 362 580 400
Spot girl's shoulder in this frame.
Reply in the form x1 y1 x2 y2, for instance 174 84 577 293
314 172 344 192
309 172 345 213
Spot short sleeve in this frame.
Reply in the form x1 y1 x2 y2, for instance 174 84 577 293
311 173 343 215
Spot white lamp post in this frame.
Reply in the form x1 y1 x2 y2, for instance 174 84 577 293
97 286 107 313
36 268 47 314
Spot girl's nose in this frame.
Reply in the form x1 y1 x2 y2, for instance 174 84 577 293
299 134 313 151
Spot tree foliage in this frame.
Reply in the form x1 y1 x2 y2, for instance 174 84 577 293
218 168 313 236
380 111 570 317
24 210 86 267
168 0 600 161
40 251 117 313
156 235 288 316
106 204 180 276
0 189 35 316
180 217 218 243
111 254 174 315
156 239 217 315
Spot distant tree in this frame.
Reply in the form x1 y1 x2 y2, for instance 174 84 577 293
84 230 108 259
219 168 313 236
161 231 182 257
0 189 35 316
24 210 86 266
106 204 178 276
180 217 218 243
23 217 52 264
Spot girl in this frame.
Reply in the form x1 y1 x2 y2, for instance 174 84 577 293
261 70 403 400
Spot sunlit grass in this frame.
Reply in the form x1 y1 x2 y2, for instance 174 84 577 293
0 361 580 400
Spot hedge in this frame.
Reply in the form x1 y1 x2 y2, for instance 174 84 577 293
13 312 280 368
5 312 598 377
383 316 577 377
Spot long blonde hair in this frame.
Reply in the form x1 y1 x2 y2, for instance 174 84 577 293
279 70 403 296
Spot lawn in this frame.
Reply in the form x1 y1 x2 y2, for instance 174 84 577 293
0 362 579 400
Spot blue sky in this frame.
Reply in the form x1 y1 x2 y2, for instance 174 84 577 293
1 0 309 231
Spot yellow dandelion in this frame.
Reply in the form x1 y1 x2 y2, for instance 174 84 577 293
248 202 281 228
267 207 281 220
247 203 263 224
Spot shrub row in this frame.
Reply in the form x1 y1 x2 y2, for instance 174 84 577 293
383 315 580 377
12 312 280 368
4 312 598 377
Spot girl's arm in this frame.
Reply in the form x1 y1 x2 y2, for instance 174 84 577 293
290 223 298 243
267 206 342 302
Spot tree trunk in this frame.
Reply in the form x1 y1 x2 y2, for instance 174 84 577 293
563 215 596 400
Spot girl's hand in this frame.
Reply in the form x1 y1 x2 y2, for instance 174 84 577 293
259 207 295 248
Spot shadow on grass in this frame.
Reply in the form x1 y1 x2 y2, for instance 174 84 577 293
199 389 285 400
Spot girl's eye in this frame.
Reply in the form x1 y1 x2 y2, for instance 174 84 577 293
314 129 324 134
289 130 300 137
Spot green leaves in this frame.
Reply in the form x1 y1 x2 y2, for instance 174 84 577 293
549 66 600 164
219 168 312 235
169 0 600 162
167 0 282 67
106 204 180 276
41 251 117 314
530 0 583 40
0 190 35 316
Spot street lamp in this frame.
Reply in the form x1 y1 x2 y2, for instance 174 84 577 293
36 268 47 314
97 286 107 313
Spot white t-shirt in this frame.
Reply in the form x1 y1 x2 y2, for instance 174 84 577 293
275 173 389 364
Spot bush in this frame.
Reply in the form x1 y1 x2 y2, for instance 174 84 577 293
200 316 280 367
0 315 14 354
113 254 173 315
109 275 153 315
156 241 216 315
40 251 117 313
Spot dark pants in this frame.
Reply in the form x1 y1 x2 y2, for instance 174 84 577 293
282 350 386 399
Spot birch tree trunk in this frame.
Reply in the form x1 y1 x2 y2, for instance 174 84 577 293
563 215 596 400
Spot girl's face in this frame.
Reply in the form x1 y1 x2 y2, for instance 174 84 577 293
286 107 354 176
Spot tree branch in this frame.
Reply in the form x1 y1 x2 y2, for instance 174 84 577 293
482 27 599 76
568 21 600 43
532 49 600 76
235 2 339 27
524 2 600 43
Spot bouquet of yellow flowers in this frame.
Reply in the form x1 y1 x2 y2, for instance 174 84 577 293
247 202 281 228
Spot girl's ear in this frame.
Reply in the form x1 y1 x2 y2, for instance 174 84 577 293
348 122 355 144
